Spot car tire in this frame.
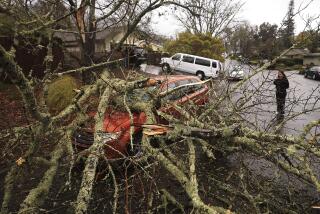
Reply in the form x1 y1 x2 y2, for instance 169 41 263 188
313 74 316 80
304 73 308 78
162 63 171 73
196 71 205 80
72 129 94 147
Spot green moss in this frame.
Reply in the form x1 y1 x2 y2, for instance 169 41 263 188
46 75 78 114
0 14 15 35
222 127 234 138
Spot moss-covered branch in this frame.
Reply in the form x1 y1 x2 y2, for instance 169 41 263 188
143 137 229 214
0 44 50 123
18 143 65 213
75 81 111 213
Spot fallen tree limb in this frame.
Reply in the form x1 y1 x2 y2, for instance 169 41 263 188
75 82 111 214
143 137 229 214
56 58 126 76
160 189 186 214
0 44 50 123
0 166 19 214
108 163 119 214
18 142 65 214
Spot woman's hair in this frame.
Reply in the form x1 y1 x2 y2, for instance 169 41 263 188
278 70 287 79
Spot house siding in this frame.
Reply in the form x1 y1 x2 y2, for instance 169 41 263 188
304 57 320 66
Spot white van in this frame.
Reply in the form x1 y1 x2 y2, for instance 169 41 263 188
160 53 222 79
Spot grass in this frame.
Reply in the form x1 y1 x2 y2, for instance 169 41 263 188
46 75 79 114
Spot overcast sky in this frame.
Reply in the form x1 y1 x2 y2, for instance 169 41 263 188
151 0 320 37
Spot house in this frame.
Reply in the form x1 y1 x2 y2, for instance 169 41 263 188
54 26 163 67
281 48 310 59
138 40 164 52
54 26 139 63
303 53 320 66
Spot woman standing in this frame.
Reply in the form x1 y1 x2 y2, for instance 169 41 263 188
274 70 289 117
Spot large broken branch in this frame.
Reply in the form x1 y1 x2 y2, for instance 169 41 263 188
143 137 229 214
75 77 111 213
18 142 65 214
0 44 50 123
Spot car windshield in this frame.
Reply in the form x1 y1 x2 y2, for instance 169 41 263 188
126 78 202 104
126 87 158 103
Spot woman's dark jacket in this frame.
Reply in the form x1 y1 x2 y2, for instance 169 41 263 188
274 78 289 98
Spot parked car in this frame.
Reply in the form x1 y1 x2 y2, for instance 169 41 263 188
304 66 320 80
227 66 245 80
160 53 222 80
72 75 209 159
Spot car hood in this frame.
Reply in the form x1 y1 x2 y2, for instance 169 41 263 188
229 70 244 77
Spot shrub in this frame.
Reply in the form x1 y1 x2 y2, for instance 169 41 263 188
291 64 303 70
164 32 225 62
269 63 286 70
249 60 259 65
276 58 303 66
46 75 78 114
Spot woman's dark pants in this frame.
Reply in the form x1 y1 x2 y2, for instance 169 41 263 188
276 96 285 115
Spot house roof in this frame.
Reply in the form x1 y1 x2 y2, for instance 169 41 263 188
304 53 320 57
53 25 127 42
53 26 165 49
284 48 310 56
54 31 78 42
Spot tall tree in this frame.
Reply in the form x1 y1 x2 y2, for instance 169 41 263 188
279 0 295 49
224 22 257 59
296 29 320 52
175 0 243 37
257 22 279 59
226 22 283 60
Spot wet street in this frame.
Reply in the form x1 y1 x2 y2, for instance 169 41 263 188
140 63 320 136
230 68 320 135
258 70 319 135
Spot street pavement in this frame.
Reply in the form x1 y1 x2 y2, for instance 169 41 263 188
140 63 320 136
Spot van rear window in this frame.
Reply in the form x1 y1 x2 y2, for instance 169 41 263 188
195 58 211 67
212 61 217 68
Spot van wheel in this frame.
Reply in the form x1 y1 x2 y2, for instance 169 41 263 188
304 73 308 78
196 71 205 80
313 74 316 80
162 63 171 73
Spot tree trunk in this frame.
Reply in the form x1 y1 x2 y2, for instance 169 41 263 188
81 0 96 84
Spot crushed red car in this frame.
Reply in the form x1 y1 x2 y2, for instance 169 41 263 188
72 75 209 159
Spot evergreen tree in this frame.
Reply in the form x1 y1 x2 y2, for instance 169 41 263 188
279 0 295 49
